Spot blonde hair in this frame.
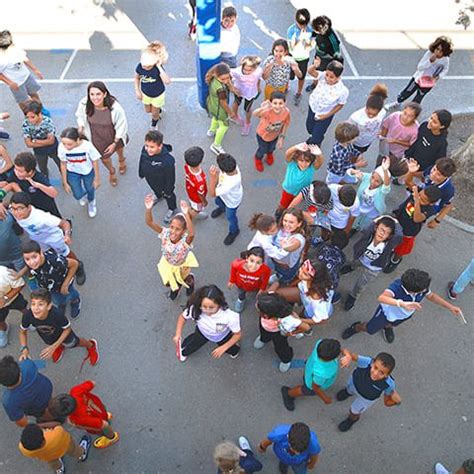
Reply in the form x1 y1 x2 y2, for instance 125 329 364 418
140 41 168 67
213 442 243 474
240 55 261 69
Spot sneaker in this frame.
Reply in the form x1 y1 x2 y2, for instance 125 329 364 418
342 322 360 340
79 195 88 206
169 287 181 300
210 143 225 155
78 434 92 462
87 339 100 366
254 157 264 172
281 386 295 411
229 347 240 359
238 436 251 452
87 199 97 218
338 416 358 432
253 336 265 349
211 207 225 218
332 292 342 305
164 209 175 224
336 388 352 401
304 329 313 337
177 341 188 362
234 298 245 313
55 458 65 474
93 431 120 449
195 210 208 220
384 101 401 113
265 152 274 166
435 463 451 474
70 299 81 319
241 122 251 136
383 255 402 274
344 294 357 311
294 93 302 106
0 323 9 348
0 130 10 140
382 327 395 344
224 230 239 245
447 282 458 300
185 274 195 296
52 344 65 363
152 195 162 206
76 261 86 286
340 264 354 275
229 114 242 125
279 361 292 373
305 83 316 93
206 129 216 137
294 333 304 339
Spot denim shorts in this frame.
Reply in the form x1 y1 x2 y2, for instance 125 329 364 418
11 73 41 103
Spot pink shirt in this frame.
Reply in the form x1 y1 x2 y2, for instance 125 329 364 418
260 316 279 333
382 112 419 159
231 66 263 100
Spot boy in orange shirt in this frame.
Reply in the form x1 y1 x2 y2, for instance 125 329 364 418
252 91 291 172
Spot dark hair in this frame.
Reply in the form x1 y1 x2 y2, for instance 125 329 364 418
222 6 237 18
217 153 237 173
403 101 422 118
184 146 204 167
22 240 41 255
422 185 442 203
243 246 265 261
11 192 31 207
14 152 37 173
428 36 453 57
374 216 396 238
335 122 359 143
366 83 388 111
169 214 187 231
145 130 163 145
205 63 231 85
280 208 310 237
60 127 86 142
23 100 43 116
270 91 286 102
312 15 332 33
330 229 349 249
186 285 228 321
374 352 396 373
317 338 341 361
433 109 452 134
306 260 333 300
0 30 13 50
338 185 356 207
290 149 316 165
288 422 311 453
327 60 344 77
48 394 77 418
295 8 311 25
248 213 276 232
20 424 45 451
271 38 289 55
0 355 20 387
386 156 409 178
311 180 331 205
86 81 117 116
462 459 474 474
31 288 52 304
256 292 293 319
434 157 456 177
401 268 431 293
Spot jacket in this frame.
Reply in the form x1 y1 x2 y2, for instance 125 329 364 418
138 143 175 194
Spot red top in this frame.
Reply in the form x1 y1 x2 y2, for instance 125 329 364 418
185 164 207 203
229 258 271 292
68 381 108 433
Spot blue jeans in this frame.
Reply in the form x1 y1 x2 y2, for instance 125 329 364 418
255 134 278 160
215 196 239 235
67 169 95 202
305 108 333 146
279 460 308 474
217 448 263 474
51 283 80 309
453 258 474 294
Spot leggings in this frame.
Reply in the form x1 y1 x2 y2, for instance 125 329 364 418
397 77 432 104
181 326 240 357
209 117 229 146
259 322 293 363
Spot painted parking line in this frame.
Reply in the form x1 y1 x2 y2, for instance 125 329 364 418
59 49 78 80
337 30 360 77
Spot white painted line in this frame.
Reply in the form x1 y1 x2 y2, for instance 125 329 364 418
59 49 78 80
337 30 360 77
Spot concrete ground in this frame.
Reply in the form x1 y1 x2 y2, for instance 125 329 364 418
0 1 473 472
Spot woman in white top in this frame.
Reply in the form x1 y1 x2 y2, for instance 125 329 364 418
173 285 241 361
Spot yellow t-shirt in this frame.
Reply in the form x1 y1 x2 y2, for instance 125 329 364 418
19 426 71 462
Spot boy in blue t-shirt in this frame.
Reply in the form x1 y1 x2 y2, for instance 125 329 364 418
342 268 462 343
336 351 401 432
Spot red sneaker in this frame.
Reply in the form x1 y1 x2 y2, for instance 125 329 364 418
87 339 100 366
52 344 64 363
254 157 264 172
265 153 274 166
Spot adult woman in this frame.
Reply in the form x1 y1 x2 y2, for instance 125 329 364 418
75 81 128 186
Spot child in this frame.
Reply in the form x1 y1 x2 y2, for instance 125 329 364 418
278 143 323 215
139 130 177 224
22 100 61 177
48 381 119 449
342 216 402 311
336 351 401 432
230 55 263 135
228 246 271 312
58 127 101 219
134 41 171 129
326 122 367 184
20 240 81 318
19 289 99 365
287 8 315 105
328 184 361 235
209 153 243 245
214 439 263 474
220 6 240 68
253 92 291 172
173 285 241 361
306 60 348 146
184 146 208 220
254 292 310 373
262 39 302 100
342 268 462 343
349 84 388 153
205 63 237 155
447 258 474 300
144 194 197 300
281 338 346 411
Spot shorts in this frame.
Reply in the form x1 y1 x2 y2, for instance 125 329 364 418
189 200 205 212
0 293 27 322
353 143 370 153
394 235 416 257
301 375 317 396
325 170 358 185
234 92 259 112
346 375 378 415
264 83 287 101
366 305 411 335
220 54 238 69
290 58 309 80
142 92 165 108
61 330 80 348
11 73 41 104
279 189 296 209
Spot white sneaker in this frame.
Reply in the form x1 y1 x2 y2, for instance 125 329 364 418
87 199 97 218
238 436 251 452
79 195 88 206
210 143 225 155
164 209 175 224
206 129 216 137
384 101 401 112
294 333 304 339
195 210 208 220
434 463 451 474
279 361 292 373
55 458 65 474
253 336 265 349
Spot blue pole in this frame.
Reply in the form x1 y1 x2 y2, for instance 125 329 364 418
196 0 222 109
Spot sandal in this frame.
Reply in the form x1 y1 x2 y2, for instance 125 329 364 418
118 160 127 175
109 169 118 187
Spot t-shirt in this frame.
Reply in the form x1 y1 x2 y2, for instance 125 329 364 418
21 306 71 346
382 112 419 159
229 258 271 292
359 186 378 218
328 184 361 229
309 72 349 116
298 281 333 322
135 64 165 98
256 107 290 142
22 116 56 141
313 242 346 288
268 424 321 466
247 231 289 264
30 249 68 292
231 66 262 100
304 339 339 390
0 47 30 85
359 239 386 271
0 264 24 303
413 50 450 81
58 140 101 175
273 230 305 268
19 426 71 462
282 160 314 196
2 359 53 421
349 107 386 148
262 55 295 88
183 306 240 342
184 165 207 204
300 184 333 214
327 142 361 177
215 168 243 208
352 355 395 401
394 195 436 237
287 24 314 61
422 169 455 214
0 213 22 264
220 24 240 56
206 78 229 121
159 228 191 266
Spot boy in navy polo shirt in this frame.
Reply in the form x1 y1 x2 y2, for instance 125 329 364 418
335 351 401 432
342 268 463 343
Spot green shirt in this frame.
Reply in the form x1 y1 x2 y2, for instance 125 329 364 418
206 78 229 121
304 339 339 390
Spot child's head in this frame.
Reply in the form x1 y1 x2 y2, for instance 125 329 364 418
86 81 115 114
168 214 188 242
329 229 349 250
429 109 452 135
317 338 341 361
184 146 204 168
430 157 456 182
30 288 53 319
371 352 396 380
144 130 164 155
140 41 168 69
248 213 278 235
269 91 286 113
383 155 408 178
271 39 289 59
312 15 332 35
205 63 231 85
288 422 311 454
213 441 240 473
373 216 397 242
279 208 308 236
0 30 13 50
429 36 453 58
291 149 315 171
460 460 474 474
23 100 43 125
60 127 83 150
365 83 388 117
222 6 237 28
419 185 442 205
240 55 261 74
187 285 228 319
14 152 37 180
311 180 331 206
338 185 356 207
335 122 359 145
20 424 45 452
325 60 344 85
216 153 237 174
400 268 431 293
22 240 43 270
305 260 334 300
10 192 32 220
369 166 390 189
242 246 265 272
400 102 422 126
48 394 77 418
295 8 311 27
0 355 20 387
256 292 293 319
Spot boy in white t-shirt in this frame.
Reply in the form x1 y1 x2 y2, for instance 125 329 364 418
220 6 240 68
209 153 243 246
328 184 360 236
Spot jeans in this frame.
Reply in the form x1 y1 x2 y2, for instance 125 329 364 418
397 77 432 104
34 139 61 177
51 283 80 309
305 109 333 146
67 169 95 202
350 260 381 299
453 258 474 294
255 134 278 160
279 460 308 474
215 196 239 234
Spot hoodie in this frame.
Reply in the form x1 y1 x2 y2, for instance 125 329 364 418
138 143 175 195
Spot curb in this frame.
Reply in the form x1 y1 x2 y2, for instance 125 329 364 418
444 215 474 234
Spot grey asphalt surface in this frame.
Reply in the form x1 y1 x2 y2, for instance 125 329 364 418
0 1 473 473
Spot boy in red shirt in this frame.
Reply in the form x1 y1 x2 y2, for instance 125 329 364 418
48 380 119 449
184 146 208 220
228 246 271 312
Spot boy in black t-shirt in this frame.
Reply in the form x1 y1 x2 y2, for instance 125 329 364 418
19 289 99 366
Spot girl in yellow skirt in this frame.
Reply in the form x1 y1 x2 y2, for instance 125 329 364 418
144 194 198 300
